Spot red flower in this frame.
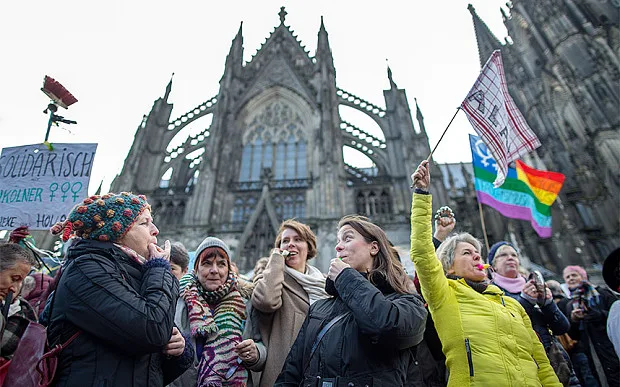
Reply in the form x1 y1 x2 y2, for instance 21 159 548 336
77 206 88 214
131 197 140 204
98 235 109 242
73 220 84 229
84 198 94 205
123 209 133 217
112 222 122 232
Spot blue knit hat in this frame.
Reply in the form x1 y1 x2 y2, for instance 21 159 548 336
50 192 150 242
487 241 516 267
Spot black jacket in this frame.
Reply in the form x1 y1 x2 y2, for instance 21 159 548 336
496 286 570 349
47 239 193 387
275 268 427 387
559 285 619 386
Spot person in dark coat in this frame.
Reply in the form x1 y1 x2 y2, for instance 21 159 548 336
488 241 579 386
559 265 619 387
275 215 427 387
46 192 194 387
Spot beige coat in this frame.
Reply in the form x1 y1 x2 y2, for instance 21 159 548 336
246 251 311 387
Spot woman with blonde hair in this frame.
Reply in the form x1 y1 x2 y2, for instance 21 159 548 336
275 215 427 386
237 219 329 387
410 160 560 386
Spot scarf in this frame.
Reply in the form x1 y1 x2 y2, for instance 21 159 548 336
285 265 329 305
447 274 490 294
114 243 147 264
568 281 600 311
183 273 247 386
492 272 526 294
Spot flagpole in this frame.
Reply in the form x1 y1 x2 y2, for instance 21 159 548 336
426 107 461 161
477 200 490 253
411 107 461 188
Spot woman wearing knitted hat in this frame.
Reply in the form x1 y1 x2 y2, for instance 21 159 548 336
173 236 253 387
488 241 578 386
409 160 561 386
46 192 194 387
241 220 330 387
275 215 427 386
559 265 619 387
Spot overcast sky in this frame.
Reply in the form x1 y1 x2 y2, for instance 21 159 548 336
1 0 509 195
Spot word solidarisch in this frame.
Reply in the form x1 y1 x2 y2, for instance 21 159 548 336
0 149 95 178
0 188 43 203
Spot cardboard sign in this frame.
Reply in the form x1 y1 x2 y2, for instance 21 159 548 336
0 143 97 230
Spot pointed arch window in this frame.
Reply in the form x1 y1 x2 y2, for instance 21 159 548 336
239 102 308 183
356 192 366 214
295 194 305 218
297 139 307 178
283 195 295 219
275 141 286 180
250 139 263 181
233 198 244 223
240 145 252 182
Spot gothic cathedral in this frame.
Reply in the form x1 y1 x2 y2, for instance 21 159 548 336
111 3 619 278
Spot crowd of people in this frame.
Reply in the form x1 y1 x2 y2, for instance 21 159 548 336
0 161 618 387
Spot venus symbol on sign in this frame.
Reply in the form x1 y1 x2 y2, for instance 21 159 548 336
61 182 71 202
474 139 499 174
49 183 58 201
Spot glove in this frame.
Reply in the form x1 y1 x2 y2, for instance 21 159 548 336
9 226 30 243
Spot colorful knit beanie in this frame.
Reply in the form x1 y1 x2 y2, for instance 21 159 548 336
487 241 516 267
50 192 150 242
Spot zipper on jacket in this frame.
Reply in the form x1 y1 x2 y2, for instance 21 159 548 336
465 338 474 377
531 355 539 369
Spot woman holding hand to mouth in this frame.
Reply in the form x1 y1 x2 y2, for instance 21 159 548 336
409 160 561 387
275 215 427 386
245 220 329 387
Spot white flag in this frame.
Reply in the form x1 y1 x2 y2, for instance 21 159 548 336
461 50 541 187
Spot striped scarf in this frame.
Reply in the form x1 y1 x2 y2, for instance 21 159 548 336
183 273 247 386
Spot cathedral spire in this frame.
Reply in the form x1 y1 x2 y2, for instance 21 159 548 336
164 73 174 103
387 61 398 89
415 98 427 134
468 4 503 67
225 22 244 74
316 16 334 70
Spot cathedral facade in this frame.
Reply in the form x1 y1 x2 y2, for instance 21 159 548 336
111 8 449 272
111 3 619 277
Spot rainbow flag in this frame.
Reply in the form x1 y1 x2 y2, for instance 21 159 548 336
469 134 565 238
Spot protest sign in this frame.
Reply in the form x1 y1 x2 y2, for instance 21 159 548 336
0 143 97 230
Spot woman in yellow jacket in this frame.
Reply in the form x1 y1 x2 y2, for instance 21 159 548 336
410 160 561 387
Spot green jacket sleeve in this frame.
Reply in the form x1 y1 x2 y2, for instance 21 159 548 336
409 193 450 310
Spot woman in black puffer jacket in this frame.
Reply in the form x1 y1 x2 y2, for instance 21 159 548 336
275 215 427 387
47 192 193 387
